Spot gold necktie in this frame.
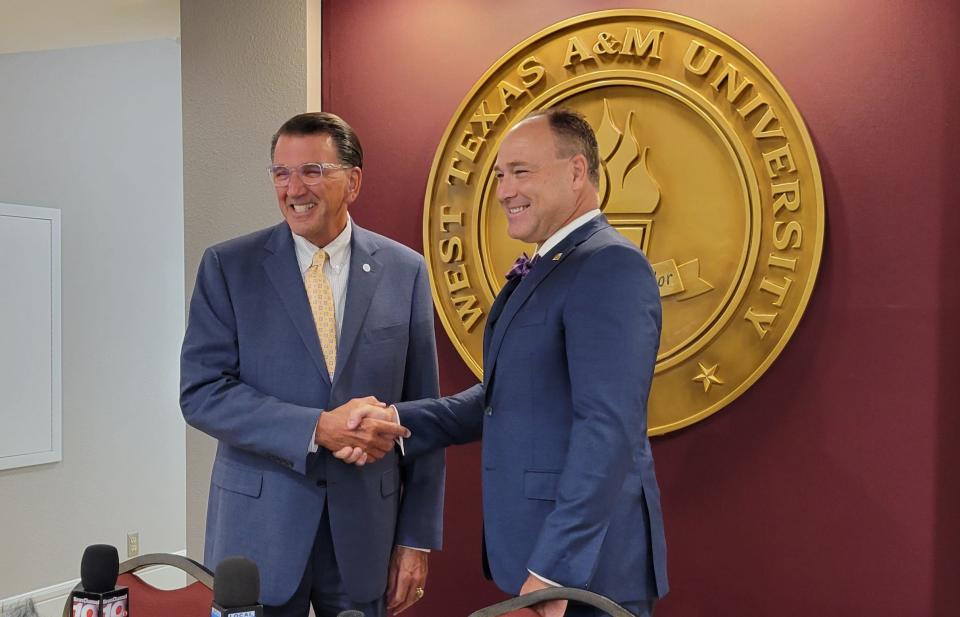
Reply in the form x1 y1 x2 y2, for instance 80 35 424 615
305 249 337 377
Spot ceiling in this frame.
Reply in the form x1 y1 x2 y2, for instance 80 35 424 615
0 0 179 54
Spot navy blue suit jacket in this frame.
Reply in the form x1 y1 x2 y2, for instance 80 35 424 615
397 215 667 603
180 222 444 605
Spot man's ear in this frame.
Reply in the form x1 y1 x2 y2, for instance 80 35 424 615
348 167 363 196
569 154 589 189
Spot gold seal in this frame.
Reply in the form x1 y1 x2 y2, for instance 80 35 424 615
423 10 824 434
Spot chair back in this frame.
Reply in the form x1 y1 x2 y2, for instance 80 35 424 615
63 553 213 617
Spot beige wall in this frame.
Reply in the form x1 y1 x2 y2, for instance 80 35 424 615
0 0 179 54
180 0 321 559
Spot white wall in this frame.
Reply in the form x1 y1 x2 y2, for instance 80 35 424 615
0 39 185 599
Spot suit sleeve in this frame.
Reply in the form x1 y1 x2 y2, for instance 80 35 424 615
180 248 321 474
395 382 486 459
525 245 662 587
393 259 447 549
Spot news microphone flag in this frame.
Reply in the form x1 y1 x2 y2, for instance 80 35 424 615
70 545 128 617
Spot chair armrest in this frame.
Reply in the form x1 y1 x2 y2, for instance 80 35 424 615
467 587 636 617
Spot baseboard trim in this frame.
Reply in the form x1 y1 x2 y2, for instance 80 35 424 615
1 577 78 616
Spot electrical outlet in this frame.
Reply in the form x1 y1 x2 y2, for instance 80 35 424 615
127 532 139 558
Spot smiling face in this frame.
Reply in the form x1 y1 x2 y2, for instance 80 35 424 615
493 116 594 245
272 132 362 247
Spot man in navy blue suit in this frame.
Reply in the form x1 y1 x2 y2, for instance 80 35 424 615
347 108 668 616
181 113 445 617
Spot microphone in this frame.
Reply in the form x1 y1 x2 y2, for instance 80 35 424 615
70 544 128 617
211 557 263 617
336 612 364 617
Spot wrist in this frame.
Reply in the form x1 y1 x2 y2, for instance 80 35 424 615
314 411 333 450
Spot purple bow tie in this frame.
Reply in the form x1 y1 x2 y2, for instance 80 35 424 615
505 252 539 281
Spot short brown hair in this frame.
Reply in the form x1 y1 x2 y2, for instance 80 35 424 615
525 108 600 187
270 112 363 169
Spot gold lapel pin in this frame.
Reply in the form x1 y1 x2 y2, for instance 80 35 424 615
552 253 563 261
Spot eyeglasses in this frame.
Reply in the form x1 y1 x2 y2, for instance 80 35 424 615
267 162 353 186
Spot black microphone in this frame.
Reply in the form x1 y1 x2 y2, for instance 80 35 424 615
70 544 129 617
212 557 263 617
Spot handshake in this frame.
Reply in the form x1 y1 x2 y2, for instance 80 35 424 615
314 397 409 466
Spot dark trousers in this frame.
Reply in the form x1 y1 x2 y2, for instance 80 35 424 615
264 506 385 617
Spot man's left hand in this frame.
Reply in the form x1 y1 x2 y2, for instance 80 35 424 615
520 573 567 617
386 546 428 614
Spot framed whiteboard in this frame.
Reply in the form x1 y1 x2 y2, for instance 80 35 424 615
0 203 61 470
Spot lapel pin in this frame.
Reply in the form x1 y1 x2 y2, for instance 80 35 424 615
552 253 563 261
362 263 371 272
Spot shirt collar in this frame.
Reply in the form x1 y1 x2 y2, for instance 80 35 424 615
292 217 353 275
535 209 602 257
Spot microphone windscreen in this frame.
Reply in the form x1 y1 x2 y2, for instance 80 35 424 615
79 544 119 593
336 612 365 617
214 556 260 607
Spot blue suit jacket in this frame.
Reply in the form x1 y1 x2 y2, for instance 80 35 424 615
397 215 667 603
180 222 444 606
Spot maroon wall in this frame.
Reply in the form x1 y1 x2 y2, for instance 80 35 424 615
322 1 960 615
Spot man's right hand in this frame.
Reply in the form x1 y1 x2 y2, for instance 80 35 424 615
315 397 410 464
332 402 406 466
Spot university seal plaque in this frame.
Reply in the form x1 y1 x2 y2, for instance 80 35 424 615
423 10 824 434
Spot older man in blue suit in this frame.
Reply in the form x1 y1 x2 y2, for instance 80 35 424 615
181 113 445 617
347 108 668 616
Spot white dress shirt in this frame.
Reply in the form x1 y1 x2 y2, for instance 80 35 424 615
293 217 353 339
535 209 602 258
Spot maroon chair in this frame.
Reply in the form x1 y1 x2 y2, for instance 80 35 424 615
63 553 213 617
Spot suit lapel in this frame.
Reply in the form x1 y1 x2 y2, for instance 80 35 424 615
261 223 331 384
483 277 520 371
333 225 383 386
486 277 520 332
483 215 610 385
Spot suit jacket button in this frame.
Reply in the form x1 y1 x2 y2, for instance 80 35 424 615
485 406 493 416
316 479 327 487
